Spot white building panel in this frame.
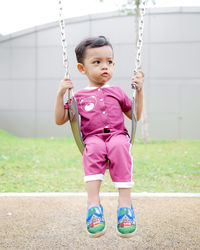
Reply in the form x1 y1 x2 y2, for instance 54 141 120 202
149 43 200 78
10 33 36 47
0 48 10 78
149 113 179 139
37 46 63 78
10 48 36 79
0 111 35 137
0 8 199 139
9 80 35 111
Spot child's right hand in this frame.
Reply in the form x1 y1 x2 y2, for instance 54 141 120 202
57 78 74 96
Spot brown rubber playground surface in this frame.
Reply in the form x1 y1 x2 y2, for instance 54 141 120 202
0 196 200 250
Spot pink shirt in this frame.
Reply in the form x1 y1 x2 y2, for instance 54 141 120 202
64 84 132 140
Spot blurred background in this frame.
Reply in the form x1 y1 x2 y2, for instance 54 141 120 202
0 0 200 139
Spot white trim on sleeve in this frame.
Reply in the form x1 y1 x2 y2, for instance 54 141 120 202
84 174 104 182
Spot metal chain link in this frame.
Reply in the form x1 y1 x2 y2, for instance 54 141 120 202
58 0 74 99
58 0 70 79
131 0 146 122
133 0 146 81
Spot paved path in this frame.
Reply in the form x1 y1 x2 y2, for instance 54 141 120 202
0 196 200 249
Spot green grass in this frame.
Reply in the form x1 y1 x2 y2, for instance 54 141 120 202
0 129 200 192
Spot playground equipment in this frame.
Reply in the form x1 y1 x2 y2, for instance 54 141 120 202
58 0 146 154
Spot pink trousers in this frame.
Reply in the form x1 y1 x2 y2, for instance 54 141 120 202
83 132 134 188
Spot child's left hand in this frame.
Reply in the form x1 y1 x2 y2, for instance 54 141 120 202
132 70 144 92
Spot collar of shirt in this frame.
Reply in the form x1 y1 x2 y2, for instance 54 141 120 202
84 84 110 90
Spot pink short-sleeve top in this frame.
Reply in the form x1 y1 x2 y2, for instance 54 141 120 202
64 84 132 140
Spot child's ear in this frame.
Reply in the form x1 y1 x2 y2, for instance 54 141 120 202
77 63 86 74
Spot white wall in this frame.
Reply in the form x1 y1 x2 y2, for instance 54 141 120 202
0 7 200 139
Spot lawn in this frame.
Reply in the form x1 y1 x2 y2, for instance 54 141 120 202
0 129 200 192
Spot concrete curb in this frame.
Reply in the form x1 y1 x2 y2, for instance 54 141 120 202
0 192 200 197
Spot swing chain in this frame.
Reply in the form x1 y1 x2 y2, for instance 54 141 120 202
132 0 146 91
58 0 70 79
58 0 74 100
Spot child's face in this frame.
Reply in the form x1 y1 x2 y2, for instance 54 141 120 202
77 45 115 87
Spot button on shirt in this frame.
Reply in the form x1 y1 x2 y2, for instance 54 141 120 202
64 84 132 140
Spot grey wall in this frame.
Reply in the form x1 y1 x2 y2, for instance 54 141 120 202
0 7 200 139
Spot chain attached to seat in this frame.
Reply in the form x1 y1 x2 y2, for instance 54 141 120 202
130 0 146 144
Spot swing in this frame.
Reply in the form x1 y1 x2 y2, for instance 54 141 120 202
58 0 146 155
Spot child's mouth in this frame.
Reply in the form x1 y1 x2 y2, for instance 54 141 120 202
101 72 109 77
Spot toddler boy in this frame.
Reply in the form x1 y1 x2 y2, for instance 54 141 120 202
54 36 144 237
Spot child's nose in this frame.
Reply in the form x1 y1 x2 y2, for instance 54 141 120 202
102 63 108 69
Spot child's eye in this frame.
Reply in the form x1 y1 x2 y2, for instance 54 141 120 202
108 60 113 64
93 60 100 64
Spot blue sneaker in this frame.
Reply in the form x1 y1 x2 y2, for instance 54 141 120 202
86 204 106 237
117 205 136 237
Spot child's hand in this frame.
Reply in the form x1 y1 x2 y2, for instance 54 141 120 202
132 70 144 92
57 78 74 96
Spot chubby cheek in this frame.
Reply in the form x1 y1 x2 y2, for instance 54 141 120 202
108 70 114 79
92 69 101 77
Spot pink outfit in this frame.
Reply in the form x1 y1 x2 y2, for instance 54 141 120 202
64 84 134 188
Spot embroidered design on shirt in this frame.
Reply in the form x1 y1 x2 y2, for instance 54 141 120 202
80 96 97 112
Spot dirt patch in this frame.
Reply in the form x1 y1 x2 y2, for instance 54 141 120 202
0 196 200 249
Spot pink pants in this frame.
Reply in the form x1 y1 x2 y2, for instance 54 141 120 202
83 132 134 188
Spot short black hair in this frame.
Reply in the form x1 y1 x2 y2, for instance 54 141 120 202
75 36 113 63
